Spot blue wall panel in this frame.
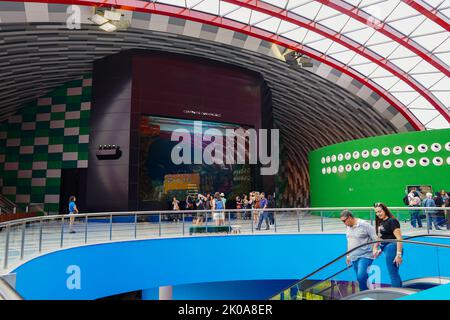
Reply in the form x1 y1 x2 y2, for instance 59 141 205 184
12 234 450 300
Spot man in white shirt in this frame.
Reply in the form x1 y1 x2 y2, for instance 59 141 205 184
341 210 378 291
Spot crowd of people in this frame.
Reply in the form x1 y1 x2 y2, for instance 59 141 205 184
170 191 276 229
406 188 450 230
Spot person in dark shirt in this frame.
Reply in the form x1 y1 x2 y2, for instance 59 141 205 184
373 203 403 287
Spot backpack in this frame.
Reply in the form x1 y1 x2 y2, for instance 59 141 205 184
215 199 224 210
403 195 409 206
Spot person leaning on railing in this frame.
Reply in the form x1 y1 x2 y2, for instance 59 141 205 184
373 203 403 288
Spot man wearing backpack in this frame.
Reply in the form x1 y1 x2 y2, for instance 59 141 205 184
408 189 422 228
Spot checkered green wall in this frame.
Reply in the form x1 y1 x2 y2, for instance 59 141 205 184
0 75 92 213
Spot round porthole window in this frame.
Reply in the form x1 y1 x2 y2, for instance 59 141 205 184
394 159 404 168
431 143 441 152
321 157 326 164
326 156 331 163
383 160 391 169
418 144 428 153
338 165 344 173
372 161 381 170
445 142 450 152
362 150 369 158
382 147 390 156
345 152 351 160
393 146 402 155
338 153 344 161
331 155 336 162
353 163 361 171
326 167 332 174
322 168 326 174
353 151 360 160
447 157 450 165
345 164 352 172
332 166 337 173
433 157 443 166
371 148 379 157
363 162 370 170
406 158 416 167
405 145 415 154
419 157 430 167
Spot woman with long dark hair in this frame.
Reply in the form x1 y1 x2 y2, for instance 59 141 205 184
373 203 403 287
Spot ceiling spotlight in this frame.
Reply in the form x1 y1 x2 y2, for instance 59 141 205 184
89 14 109 25
99 22 118 32
284 51 314 69
90 8 130 32
104 10 122 21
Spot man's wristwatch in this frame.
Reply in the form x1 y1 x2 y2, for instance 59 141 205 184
396 252 402 257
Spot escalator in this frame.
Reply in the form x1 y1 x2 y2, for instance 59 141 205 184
270 235 450 300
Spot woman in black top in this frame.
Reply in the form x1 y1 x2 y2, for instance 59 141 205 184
373 203 403 287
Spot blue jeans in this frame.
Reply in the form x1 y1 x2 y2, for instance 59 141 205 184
352 258 373 291
380 243 402 288
410 209 422 228
257 212 269 229
427 212 440 229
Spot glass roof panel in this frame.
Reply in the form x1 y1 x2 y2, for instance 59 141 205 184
192 0 220 15
219 2 241 16
318 14 350 31
412 73 445 88
412 32 449 51
424 0 446 8
408 96 439 110
391 56 423 71
290 2 323 20
254 17 283 33
391 92 421 105
286 0 313 11
371 66 396 78
367 41 399 58
409 109 441 124
425 116 450 129
261 0 289 8
187 0 205 8
277 20 301 35
433 37 450 53
409 18 446 37
307 38 334 52
250 11 273 26
431 92 450 108
329 50 358 64
364 1 401 21
372 76 401 89
351 63 379 76
157 0 187 8
429 77 450 91
344 28 376 43
388 16 426 36
281 27 309 43
223 7 252 24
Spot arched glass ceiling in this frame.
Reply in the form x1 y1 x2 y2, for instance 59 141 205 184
4 0 449 129
153 0 450 129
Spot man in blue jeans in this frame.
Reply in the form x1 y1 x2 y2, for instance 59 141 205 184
256 192 269 230
341 210 378 291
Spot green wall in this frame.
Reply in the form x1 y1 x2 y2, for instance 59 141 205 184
309 129 450 208
0 75 92 213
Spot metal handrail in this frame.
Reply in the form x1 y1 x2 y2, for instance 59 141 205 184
0 206 445 228
0 278 23 300
269 234 450 300
0 207 447 270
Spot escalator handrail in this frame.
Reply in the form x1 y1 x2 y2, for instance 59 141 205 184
270 234 450 299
